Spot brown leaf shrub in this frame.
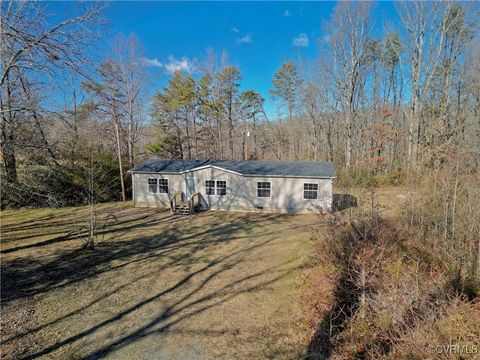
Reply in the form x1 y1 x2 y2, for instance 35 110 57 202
304 159 479 359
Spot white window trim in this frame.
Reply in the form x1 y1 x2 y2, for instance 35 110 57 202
147 177 158 194
147 177 170 194
205 180 227 196
303 183 319 200
158 178 169 194
216 180 227 196
257 181 271 198
205 180 216 195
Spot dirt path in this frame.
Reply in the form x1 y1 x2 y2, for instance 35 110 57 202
1 204 318 359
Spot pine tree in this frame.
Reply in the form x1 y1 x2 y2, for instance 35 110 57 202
270 61 301 120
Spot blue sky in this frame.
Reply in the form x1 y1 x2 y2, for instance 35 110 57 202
47 1 398 118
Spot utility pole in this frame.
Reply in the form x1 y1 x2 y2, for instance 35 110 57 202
112 96 126 202
244 130 250 160
115 119 126 202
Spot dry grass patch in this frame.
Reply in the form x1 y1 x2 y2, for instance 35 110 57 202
1 203 319 359
303 183 480 360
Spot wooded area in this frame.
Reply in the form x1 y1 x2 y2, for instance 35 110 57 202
1 2 479 358
1 1 479 207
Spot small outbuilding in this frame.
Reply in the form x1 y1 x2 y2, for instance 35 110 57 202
128 159 336 214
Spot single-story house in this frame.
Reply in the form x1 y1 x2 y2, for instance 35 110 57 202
128 159 336 214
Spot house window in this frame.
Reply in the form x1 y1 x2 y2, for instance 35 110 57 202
216 181 226 196
304 183 318 200
257 182 271 198
147 178 158 193
205 180 226 196
159 179 169 193
205 180 215 195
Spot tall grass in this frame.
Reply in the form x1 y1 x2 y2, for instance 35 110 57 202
304 155 480 359
404 155 480 297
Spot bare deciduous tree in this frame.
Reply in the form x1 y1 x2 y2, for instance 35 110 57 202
325 1 373 168
0 0 105 182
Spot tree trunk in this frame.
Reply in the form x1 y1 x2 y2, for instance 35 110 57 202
346 113 353 168
228 95 234 159
473 232 480 282
252 114 258 159
1 129 17 183
127 113 134 165
185 111 192 160
192 109 198 158
0 76 17 183
114 121 126 202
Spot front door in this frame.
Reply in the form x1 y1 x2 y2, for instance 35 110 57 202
185 177 196 199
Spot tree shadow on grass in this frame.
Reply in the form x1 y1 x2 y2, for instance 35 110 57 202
23 249 294 360
304 270 361 359
1 212 280 303
304 223 364 360
1 210 296 359
0 210 169 251
80 264 294 360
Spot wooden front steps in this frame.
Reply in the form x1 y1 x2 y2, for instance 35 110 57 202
170 192 204 215
174 202 191 215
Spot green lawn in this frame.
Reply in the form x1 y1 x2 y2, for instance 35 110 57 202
1 203 319 359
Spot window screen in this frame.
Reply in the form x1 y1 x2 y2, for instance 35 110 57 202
257 182 271 198
304 183 318 200
158 179 169 193
147 178 158 193
205 180 215 195
216 181 226 196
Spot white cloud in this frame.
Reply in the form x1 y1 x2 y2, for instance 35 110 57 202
141 56 195 74
231 26 239 33
292 33 309 47
237 34 252 44
141 57 163 67
164 56 194 74
283 10 291 17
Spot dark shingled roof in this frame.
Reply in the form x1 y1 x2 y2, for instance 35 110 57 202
128 159 336 178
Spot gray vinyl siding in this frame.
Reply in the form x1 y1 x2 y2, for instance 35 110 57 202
132 167 332 214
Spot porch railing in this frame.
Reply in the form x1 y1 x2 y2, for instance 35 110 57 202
170 191 202 215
